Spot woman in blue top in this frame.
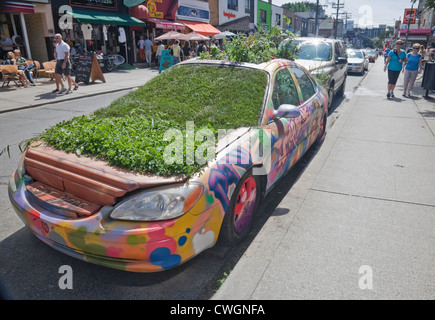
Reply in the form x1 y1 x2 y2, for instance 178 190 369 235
384 39 407 98
402 43 423 97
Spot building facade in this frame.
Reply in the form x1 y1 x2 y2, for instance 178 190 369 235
0 0 55 62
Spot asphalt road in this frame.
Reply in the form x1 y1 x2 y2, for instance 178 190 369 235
0 64 373 300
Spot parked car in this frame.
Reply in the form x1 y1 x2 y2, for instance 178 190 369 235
289 37 348 109
347 49 369 75
8 59 328 272
363 48 377 62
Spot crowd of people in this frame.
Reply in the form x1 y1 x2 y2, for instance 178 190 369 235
136 37 221 67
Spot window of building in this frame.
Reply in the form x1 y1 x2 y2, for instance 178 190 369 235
275 14 281 26
228 0 238 11
260 9 267 23
245 0 250 14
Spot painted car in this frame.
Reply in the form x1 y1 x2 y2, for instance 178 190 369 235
346 49 369 75
8 59 328 272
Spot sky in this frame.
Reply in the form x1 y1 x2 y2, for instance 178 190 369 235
272 0 418 27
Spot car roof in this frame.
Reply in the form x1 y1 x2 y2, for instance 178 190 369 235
179 58 301 74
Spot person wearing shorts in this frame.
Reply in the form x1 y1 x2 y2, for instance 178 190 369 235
53 34 73 94
383 39 406 98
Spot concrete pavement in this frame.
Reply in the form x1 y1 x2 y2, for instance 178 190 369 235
0 66 159 114
213 60 435 299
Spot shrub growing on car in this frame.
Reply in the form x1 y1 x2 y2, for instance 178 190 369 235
35 65 268 177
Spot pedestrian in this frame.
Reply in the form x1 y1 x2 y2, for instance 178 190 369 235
13 49 36 86
383 46 391 62
182 40 191 61
144 37 153 67
137 36 145 62
171 39 181 64
402 44 423 97
0 34 13 59
53 33 73 94
156 41 164 66
384 39 406 98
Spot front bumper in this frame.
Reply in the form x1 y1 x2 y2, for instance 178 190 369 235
8 172 223 272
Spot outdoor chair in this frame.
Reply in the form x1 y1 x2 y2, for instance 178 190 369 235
37 61 55 81
1 65 21 87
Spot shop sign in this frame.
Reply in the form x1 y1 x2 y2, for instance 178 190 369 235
124 0 145 7
70 0 116 10
223 11 236 20
403 8 417 24
177 5 209 22
147 0 164 19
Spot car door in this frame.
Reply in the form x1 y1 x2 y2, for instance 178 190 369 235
334 42 346 90
290 66 321 149
263 67 304 189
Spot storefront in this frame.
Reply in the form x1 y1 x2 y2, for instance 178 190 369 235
176 0 220 37
127 0 181 62
52 0 145 64
0 0 54 62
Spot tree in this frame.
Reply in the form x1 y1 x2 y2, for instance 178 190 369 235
425 0 435 9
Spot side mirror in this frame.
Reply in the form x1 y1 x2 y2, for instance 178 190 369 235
337 57 347 64
274 104 301 119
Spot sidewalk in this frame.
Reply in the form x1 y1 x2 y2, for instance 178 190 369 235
0 66 159 114
213 61 435 299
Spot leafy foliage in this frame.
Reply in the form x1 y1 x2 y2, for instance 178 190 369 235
37 65 268 177
200 27 299 63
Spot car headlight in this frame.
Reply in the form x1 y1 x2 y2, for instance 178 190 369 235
14 152 26 185
110 183 204 221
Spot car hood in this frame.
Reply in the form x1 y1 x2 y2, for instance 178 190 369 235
348 58 364 64
23 142 188 208
295 59 331 72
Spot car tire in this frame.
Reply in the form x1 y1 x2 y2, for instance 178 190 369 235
219 169 262 247
337 76 346 97
316 113 327 144
327 83 334 109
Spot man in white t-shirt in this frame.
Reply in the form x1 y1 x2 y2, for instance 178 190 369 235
53 33 73 94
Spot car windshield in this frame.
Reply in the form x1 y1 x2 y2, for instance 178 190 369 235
348 51 363 59
297 42 333 61
365 49 374 55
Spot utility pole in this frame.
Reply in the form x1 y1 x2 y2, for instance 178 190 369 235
315 0 319 36
332 0 344 39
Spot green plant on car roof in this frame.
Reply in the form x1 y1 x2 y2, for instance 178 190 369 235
35 65 268 177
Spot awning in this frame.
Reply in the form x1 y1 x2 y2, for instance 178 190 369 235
399 29 431 35
65 8 146 27
0 1 35 14
178 20 221 37
148 18 185 30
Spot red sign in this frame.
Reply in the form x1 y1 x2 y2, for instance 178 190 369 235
403 8 417 24
223 11 236 19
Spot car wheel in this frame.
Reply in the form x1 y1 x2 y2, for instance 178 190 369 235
337 77 346 97
316 113 327 144
327 84 334 109
220 170 262 246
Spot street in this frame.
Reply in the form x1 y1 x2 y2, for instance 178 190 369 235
0 63 373 299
